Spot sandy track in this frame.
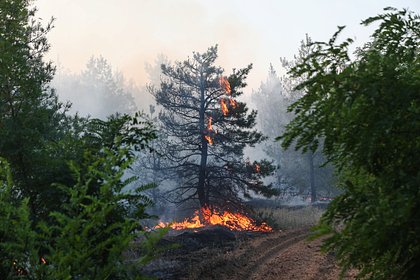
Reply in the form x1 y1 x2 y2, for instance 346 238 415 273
191 228 356 280
234 229 309 280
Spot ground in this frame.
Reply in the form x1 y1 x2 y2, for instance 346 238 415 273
140 227 357 279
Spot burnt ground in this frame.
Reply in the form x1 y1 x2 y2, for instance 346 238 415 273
140 227 357 280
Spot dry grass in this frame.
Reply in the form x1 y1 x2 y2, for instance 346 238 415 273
256 206 325 230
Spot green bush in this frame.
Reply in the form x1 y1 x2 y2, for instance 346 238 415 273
0 158 41 279
0 148 160 279
280 8 420 279
40 148 155 279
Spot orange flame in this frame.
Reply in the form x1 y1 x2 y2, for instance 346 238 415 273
156 206 272 232
220 98 229 116
204 135 213 145
207 116 213 131
205 116 214 145
255 164 261 173
219 76 231 94
219 77 237 115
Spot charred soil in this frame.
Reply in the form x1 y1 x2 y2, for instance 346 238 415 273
141 227 356 280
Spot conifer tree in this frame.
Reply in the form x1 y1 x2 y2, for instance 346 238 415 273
150 46 277 209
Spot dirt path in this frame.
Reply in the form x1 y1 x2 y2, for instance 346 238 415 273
191 228 356 280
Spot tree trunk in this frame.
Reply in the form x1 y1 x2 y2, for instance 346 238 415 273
197 71 208 207
198 142 208 207
308 151 316 203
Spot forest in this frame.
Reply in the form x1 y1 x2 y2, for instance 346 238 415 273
0 1 419 279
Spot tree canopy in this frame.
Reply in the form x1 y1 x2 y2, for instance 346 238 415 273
149 46 277 209
0 1 159 278
0 0 70 219
279 8 420 279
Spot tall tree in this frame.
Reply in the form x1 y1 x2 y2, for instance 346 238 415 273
150 46 277 209
280 8 420 279
0 0 72 217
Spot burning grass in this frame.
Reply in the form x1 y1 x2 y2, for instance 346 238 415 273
155 206 272 232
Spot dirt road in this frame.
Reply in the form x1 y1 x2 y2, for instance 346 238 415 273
141 227 357 279
190 228 356 280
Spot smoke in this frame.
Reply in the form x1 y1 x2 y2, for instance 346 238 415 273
53 55 155 119
249 63 338 205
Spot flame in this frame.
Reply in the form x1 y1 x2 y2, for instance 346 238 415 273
219 76 237 115
207 116 213 131
255 164 261 173
229 98 237 108
219 76 231 94
156 213 203 230
156 206 272 232
204 135 213 145
205 116 214 145
220 98 229 116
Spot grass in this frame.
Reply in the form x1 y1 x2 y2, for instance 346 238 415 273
255 206 325 230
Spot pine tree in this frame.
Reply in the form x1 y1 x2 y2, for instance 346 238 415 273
150 46 277 210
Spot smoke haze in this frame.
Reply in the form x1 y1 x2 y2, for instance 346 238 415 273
37 0 418 99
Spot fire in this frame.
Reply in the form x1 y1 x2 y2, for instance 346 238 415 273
219 76 231 94
207 116 213 130
204 135 213 145
156 206 272 232
220 98 229 116
205 116 214 145
156 214 203 230
255 164 261 173
219 76 237 115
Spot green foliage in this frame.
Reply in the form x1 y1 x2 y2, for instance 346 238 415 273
0 110 158 280
0 1 162 279
0 158 42 279
279 8 420 279
40 147 155 279
0 146 160 279
82 112 157 159
0 0 71 221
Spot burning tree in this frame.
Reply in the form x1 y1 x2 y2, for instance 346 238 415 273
149 46 277 210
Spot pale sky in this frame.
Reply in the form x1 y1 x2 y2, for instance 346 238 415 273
36 0 419 93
